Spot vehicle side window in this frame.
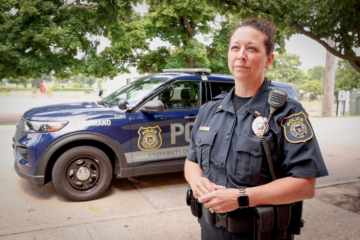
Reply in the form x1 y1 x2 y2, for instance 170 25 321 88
153 81 201 110
209 82 234 99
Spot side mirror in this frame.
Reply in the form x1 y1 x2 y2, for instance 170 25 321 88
141 100 165 112
118 99 129 110
98 88 103 97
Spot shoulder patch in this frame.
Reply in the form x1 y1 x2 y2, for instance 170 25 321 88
281 112 313 143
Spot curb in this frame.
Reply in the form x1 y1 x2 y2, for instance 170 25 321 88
316 179 360 189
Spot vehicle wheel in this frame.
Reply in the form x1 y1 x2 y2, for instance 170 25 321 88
52 146 112 201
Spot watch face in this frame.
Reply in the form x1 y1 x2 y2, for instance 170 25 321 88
238 195 249 208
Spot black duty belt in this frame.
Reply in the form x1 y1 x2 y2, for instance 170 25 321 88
201 204 252 233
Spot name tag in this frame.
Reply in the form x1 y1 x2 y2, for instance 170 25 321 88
199 126 211 131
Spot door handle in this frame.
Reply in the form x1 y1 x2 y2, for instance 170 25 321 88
184 116 197 119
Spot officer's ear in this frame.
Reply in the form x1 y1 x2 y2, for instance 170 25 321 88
265 53 274 69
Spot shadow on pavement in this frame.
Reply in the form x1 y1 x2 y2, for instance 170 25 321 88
315 181 360 214
18 172 187 201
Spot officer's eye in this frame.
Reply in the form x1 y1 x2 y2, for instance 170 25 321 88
231 46 239 51
248 46 257 51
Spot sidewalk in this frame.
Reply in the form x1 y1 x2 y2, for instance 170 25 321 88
1 96 359 239
1 181 359 239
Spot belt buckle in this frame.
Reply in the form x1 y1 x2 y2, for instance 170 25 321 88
214 213 228 229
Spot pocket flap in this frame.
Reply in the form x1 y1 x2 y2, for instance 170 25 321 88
195 129 217 147
236 135 263 157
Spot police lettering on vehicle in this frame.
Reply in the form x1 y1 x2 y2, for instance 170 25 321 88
77 120 111 126
281 112 313 143
137 126 163 151
170 122 194 144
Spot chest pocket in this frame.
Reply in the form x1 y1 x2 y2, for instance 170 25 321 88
195 130 217 174
235 135 265 185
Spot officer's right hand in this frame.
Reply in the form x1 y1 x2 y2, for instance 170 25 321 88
192 177 226 199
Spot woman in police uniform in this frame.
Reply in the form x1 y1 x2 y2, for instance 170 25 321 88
184 18 328 239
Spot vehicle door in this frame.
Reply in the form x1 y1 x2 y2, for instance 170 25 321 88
129 81 202 166
208 81 235 99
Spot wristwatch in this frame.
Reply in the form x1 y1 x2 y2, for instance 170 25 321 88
237 188 249 209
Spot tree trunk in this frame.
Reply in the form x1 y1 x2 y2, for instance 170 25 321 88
322 38 335 117
186 57 194 68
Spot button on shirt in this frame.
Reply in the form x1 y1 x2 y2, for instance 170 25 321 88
186 81 328 189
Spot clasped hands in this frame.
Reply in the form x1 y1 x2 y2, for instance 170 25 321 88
192 177 239 214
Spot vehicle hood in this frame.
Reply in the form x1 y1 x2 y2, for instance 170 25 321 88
22 101 120 121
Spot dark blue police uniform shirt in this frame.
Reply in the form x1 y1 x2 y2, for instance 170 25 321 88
187 81 328 188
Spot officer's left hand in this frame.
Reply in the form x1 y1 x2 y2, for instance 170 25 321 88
198 188 239 213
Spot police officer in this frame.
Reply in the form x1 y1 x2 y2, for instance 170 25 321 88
184 18 328 240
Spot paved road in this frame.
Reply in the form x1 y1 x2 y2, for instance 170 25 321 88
0 96 100 123
0 118 359 239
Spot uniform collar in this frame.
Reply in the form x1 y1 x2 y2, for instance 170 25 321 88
245 81 270 117
215 88 236 115
215 81 270 117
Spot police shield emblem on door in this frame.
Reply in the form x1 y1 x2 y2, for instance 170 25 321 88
137 126 163 151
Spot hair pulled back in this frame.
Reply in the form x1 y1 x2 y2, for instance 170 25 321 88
228 18 277 56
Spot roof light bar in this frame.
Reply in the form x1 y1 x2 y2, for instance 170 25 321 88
162 68 211 75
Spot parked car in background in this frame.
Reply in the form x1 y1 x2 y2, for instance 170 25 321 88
13 69 303 201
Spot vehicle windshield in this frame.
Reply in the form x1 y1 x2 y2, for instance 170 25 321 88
101 76 167 106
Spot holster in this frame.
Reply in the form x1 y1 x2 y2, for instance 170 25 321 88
254 201 304 240
186 186 201 218
288 201 305 235
254 206 274 240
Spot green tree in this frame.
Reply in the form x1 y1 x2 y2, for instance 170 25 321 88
303 65 324 100
73 75 85 88
129 0 221 74
84 76 96 87
335 60 360 92
0 0 140 79
308 66 324 81
202 0 360 73
8 77 29 88
302 80 321 101
31 78 43 88
266 52 305 88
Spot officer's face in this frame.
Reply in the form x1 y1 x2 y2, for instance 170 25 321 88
228 27 274 84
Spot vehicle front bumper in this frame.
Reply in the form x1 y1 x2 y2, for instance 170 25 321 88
14 160 44 187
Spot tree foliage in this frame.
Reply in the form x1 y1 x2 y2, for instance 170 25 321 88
308 66 324 81
0 0 139 79
2 0 360 80
8 77 29 88
202 0 360 73
72 75 96 88
266 52 305 86
335 60 360 92
129 0 232 74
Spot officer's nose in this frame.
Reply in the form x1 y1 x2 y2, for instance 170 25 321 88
236 48 246 62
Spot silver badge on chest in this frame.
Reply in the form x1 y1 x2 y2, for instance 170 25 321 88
252 116 269 137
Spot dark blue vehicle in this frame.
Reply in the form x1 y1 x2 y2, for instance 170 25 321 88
13 69 300 201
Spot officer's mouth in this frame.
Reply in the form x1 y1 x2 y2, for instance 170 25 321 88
235 65 250 70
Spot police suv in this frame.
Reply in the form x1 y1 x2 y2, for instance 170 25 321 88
13 69 301 201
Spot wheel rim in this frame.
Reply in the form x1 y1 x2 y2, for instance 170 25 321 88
66 158 100 190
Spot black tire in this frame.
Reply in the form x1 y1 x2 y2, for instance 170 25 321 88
52 146 112 201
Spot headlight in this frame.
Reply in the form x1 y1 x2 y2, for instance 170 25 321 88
24 120 68 133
